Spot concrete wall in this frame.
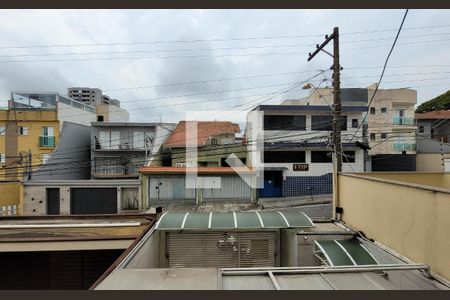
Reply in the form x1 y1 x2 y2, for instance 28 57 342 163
338 173 450 280
357 172 450 189
95 103 129 123
0 182 22 208
58 102 96 129
417 154 450 172
125 229 161 269
23 181 141 216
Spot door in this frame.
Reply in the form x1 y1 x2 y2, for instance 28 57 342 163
260 171 283 198
46 188 60 215
71 188 117 215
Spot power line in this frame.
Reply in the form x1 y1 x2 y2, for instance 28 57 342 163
1 23 449 50
350 9 409 142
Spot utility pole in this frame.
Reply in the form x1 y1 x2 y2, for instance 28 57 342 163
308 27 342 172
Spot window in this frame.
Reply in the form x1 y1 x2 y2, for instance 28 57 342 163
370 107 375 114
311 115 347 131
211 138 218 145
311 151 332 163
419 126 424 133
133 131 145 149
18 126 28 136
264 115 306 130
381 133 387 139
352 119 359 128
221 157 246 167
370 133 376 140
311 115 331 131
343 151 356 163
0 153 5 163
41 153 51 164
99 131 120 149
41 126 54 137
97 115 104 122
0 126 5 135
264 151 306 163
381 107 387 113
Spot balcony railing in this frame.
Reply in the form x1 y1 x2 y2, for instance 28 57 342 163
94 164 140 176
39 136 55 147
393 143 416 151
392 116 415 125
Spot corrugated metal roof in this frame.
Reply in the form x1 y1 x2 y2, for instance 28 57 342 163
155 211 314 230
95 264 444 290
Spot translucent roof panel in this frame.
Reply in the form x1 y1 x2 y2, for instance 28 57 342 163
210 212 235 229
258 211 289 228
156 212 187 230
235 212 263 228
315 240 354 266
155 211 315 230
315 239 378 267
336 240 378 265
183 212 210 230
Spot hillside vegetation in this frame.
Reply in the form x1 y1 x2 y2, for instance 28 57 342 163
416 90 450 113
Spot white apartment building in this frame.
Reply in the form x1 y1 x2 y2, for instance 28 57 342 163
247 104 366 198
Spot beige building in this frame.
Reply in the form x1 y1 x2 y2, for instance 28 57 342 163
366 84 417 155
288 84 418 155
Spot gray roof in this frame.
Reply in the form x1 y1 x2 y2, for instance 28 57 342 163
95 264 446 290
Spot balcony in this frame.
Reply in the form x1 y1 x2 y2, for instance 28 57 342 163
393 143 416 151
392 116 415 125
93 163 140 178
39 136 55 147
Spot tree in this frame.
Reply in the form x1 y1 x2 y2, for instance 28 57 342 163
416 90 450 113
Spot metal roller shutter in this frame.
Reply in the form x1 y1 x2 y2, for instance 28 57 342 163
167 231 276 268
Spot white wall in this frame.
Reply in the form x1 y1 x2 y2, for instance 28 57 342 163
58 102 96 129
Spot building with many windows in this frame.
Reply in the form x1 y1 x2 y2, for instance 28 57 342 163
247 104 366 197
90 122 174 179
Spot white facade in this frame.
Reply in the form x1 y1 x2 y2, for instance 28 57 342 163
247 105 366 197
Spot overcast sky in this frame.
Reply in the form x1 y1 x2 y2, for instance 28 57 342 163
0 9 449 124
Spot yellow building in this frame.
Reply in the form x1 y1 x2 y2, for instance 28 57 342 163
0 109 59 209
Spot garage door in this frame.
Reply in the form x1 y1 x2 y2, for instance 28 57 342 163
167 231 276 268
71 188 117 215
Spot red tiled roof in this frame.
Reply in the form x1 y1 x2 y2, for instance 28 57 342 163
164 121 240 148
139 166 254 174
415 110 450 120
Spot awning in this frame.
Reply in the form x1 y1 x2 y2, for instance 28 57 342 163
155 211 314 230
314 239 378 266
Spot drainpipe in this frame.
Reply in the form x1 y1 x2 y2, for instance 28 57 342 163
332 152 340 220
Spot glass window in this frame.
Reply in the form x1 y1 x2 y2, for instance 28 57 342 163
0 126 5 135
98 131 120 149
263 151 306 163
381 107 387 113
0 153 5 163
211 138 218 145
343 151 356 163
370 133 376 140
133 131 145 149
41 126 54 137
419 126 424 133
381 133 387 139
352 119 359 128
311 115 347 131
370 107 375 114
264 115 306 130
311 151 332 163
18 127 28 136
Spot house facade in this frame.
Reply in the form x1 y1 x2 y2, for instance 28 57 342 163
247 104 366 197
91 122 159 179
